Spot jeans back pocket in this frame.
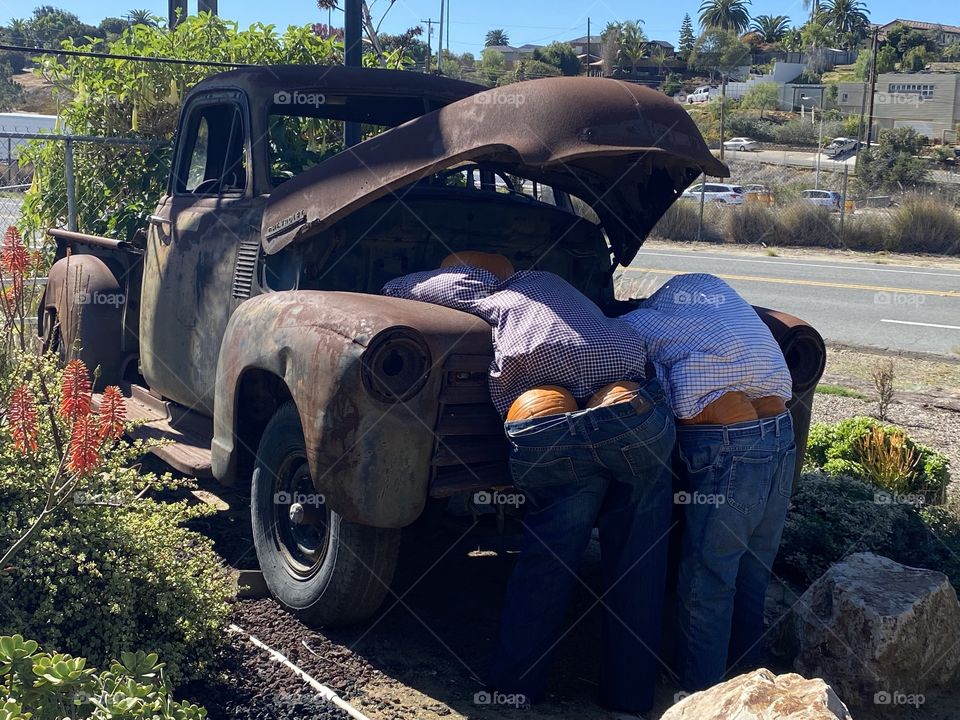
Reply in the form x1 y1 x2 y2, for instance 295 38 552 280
725 453 775 515
777 445 798 499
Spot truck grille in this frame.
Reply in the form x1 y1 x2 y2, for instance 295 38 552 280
429 354 510 497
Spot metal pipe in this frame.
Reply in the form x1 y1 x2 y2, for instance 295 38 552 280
344 0 363 147
64 139 77 232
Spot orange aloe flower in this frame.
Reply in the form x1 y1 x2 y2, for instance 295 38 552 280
67 415 100 475
60 359 93 421
1 227 30 283
98 385 126 442
8 386 38 454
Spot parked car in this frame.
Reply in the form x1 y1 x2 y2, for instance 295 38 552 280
801 189 842 208
824 137 858 157
724 137 759 152
38 68 825 626
686 86 715 104
681 182 746 204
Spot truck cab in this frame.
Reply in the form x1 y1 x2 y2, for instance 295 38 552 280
40 66 825 626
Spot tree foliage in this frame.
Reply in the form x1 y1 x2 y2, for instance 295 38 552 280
534 41 581 76
19 14 341 242
750 14 790 42
698 0 752 34
688 29 751 80
485 28 509 47
741 81 779 117
857 127 929 194
818 0 869 47
678 14 696 57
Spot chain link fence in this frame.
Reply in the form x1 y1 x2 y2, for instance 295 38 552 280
650 150 960 254
0 128 169 245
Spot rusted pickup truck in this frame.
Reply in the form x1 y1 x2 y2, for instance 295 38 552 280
40 66 825 625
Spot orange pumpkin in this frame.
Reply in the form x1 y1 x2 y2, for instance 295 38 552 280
507 386 578 422
440 251 515 281
586 381 641 409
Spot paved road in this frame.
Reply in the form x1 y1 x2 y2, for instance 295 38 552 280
625 246 960 356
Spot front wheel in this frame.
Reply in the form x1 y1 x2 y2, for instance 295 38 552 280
251 402 400 626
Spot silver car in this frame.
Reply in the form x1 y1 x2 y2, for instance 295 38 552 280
723 137 759 152
681 183 746 204
801 189 842 208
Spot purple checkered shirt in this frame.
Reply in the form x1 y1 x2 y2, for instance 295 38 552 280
383 268 649 416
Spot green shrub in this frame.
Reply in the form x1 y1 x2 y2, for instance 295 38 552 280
804 417 950 505
776 473 960 588
886 196 960 255
778 202 838 246
771 118 819 145
726 113 777 141
0 634 207 719
723 203 780 244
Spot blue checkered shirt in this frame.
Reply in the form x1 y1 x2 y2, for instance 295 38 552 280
383 268 649 415
622 273 792 419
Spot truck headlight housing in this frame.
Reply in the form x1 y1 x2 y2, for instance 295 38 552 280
361 328 432 403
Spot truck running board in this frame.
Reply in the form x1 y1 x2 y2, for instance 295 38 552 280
93 385 214 477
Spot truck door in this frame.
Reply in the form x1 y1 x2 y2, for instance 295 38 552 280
140 92 263 416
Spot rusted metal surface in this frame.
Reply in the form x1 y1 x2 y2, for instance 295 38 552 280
47 228 140 253
754 306 826 492
212 291 494 528
264 77 729 266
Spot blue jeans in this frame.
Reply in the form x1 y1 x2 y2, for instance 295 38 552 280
489 378 675 713
674 411 797 691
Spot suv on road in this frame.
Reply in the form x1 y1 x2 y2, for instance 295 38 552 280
681 182 746 204
39 67 825 626
801 189 842 208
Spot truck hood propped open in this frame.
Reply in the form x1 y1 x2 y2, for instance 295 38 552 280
263 77 729 267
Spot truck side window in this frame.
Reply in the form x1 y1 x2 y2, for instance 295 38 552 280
176 103 247 194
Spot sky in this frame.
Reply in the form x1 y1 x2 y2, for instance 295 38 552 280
1 0 959 55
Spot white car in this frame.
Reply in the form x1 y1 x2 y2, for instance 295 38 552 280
801 189 842 208
686 86 714 104
724 137 759 152
681 183 746 204
824 137 858 157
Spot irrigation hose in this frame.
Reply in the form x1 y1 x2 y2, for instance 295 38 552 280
227 623 373 720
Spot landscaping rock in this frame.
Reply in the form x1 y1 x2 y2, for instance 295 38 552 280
792 552 960 706
662 668 851 719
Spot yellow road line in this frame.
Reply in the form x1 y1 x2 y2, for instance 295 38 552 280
623 267 960 299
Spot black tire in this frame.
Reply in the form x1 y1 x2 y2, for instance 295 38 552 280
739 145 746 152
251 402 400 626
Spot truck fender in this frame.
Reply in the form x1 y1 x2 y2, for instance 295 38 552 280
211 292 451 529
41 254 126 387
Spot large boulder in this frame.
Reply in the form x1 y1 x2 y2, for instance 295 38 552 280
662 669 851 719
792 552 960 706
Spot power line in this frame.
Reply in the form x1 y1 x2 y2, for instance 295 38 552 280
0 42 252 68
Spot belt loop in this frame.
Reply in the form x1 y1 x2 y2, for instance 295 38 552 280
589 409 600 432
722 426 730 446
775 415 782 437
566 413 578 437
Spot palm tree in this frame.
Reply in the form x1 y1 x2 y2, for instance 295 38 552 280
819 0 869 47
7 18 29 45
127 9 157 27
485 28 509 47
781 26 804 51
617 20 648 74
698 0 752 34
651 45 669 75
750 14 790 42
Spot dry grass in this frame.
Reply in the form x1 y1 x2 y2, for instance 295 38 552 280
887 196 960 255
778 203 839 247
723 204 780 245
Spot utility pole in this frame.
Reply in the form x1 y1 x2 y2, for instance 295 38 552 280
437 1 444 73
586 17 591 76
445 0 451 61
168 0 187 29
197 0 218 14
719 74 727 161
421 18 436 72
344 0 362 147
865 27 879 147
